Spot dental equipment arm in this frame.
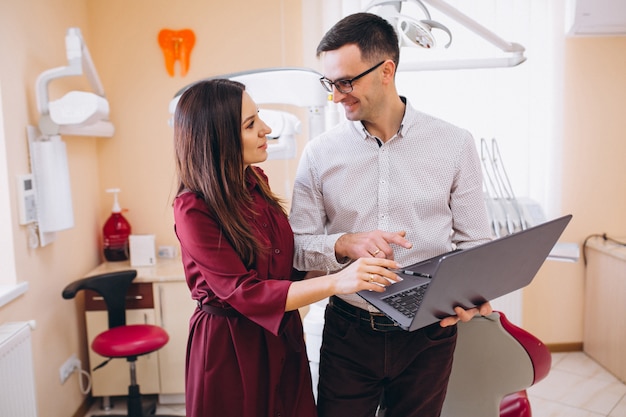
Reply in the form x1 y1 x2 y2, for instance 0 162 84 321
424 0 524 54
36 27 114 137
169 67 329 159
170 67 327 112
366 0 526 71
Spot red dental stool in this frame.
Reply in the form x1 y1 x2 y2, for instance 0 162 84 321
62 270 179 417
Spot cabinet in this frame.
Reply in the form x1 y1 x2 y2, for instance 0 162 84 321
84 283 161 396
154 281 197 395
583 237 626 383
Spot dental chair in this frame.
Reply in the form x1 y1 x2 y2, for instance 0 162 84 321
62 270 178 417
440 311 552 417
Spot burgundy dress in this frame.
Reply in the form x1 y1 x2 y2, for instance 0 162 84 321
173 168 316 417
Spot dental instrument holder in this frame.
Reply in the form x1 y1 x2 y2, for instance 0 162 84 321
480 138 579 263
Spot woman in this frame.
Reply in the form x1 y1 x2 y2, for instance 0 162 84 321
173 79 400 417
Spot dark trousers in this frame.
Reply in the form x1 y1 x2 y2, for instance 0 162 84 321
316 298 457 417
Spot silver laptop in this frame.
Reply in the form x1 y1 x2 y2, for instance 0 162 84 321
358 214 572 331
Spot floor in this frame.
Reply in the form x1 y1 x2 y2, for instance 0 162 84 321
85 351 626 417
527 351 626 417
84 396 186 416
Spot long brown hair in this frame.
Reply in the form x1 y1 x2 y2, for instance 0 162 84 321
173 79 285 267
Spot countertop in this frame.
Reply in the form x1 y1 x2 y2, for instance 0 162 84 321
85 257 185 283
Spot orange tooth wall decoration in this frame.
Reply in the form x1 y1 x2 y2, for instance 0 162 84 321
158 29 196 77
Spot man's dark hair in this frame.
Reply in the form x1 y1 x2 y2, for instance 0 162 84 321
316 12 400 67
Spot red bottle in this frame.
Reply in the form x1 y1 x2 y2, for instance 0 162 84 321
103 188 131 261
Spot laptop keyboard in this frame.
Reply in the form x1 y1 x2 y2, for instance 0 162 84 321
382 285 429 319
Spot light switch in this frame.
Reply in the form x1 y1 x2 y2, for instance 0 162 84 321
17 174 37 225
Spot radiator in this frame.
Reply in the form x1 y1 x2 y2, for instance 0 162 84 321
0 321 38 417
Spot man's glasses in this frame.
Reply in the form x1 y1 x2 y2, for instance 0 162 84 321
319 61 385 94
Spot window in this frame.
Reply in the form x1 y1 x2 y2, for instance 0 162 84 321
0 81 26 307
324 0 566 324
394 0 564 216
331 0 564 216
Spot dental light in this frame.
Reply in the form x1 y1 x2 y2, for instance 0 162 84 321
366 0 452 49
36 27 114 137
397 15 452 49
365 0 526 71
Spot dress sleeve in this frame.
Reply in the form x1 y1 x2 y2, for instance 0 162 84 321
174 193 292 336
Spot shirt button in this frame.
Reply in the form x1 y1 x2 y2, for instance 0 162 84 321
274 249 281 254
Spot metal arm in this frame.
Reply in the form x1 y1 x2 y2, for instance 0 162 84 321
366 0 526 71
35 27 114 137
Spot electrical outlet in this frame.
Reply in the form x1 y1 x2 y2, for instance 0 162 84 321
59 354 80 384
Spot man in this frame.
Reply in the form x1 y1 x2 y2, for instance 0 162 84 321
289 12 493 417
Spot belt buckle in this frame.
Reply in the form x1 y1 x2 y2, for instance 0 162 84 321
369 314 389 332
369 313 399 332
369 315 379 331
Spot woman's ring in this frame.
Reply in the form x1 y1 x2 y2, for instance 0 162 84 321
372 248 381 256
369 274 374 283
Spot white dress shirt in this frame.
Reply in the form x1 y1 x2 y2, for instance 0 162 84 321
289 98 492 310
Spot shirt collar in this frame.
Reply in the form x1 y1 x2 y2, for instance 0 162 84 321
351 96 409 142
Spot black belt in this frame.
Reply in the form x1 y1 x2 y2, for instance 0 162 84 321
198 300 240 317
329 296 404 332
